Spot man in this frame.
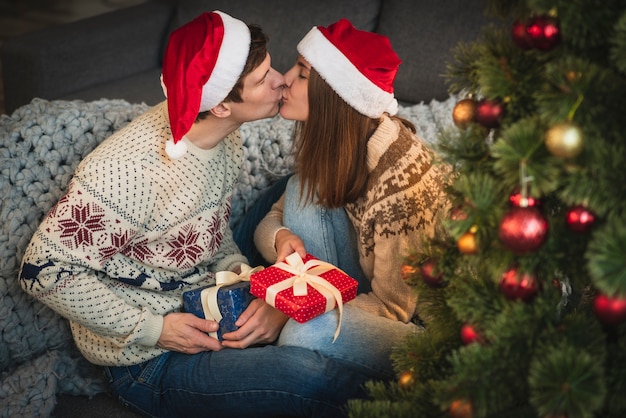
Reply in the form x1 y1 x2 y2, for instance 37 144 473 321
19 11 373 417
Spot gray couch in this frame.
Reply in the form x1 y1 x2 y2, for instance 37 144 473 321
2 0 494 114
0 1 492 416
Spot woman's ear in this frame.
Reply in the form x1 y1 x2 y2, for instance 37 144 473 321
210 102 231 118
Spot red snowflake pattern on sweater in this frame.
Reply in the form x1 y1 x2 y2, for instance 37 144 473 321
164 224 204 268
47 193 71 219
205 212 224 257
98 230 132 263
57 202 107 249
120 236 156 263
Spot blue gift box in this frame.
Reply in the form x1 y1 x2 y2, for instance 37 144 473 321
182 282 255 340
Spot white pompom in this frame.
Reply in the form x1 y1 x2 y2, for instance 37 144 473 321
165 139 188 159
386 98 399 116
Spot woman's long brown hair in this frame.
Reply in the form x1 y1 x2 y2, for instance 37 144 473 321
293 68 416 208
293 68 376 208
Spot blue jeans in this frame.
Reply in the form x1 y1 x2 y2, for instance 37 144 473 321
282 176 369 292
105 346 373 418
278 176 420 380
278 305 419 380
233 175 291 267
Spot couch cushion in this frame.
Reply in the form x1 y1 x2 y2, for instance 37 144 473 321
377 0 493 104
1 1 173 114
60 68 165 106
169 0 382 73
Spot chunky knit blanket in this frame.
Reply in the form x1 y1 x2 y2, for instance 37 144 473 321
0 97 455 417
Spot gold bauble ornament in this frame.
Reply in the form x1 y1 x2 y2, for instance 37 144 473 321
457 231 478 254
565 70 582 83
400 264 417 281
452 98 477 128
545 121 584 158
398 370 415 388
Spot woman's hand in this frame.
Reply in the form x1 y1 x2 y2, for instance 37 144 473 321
275 229 307 262
220 299 289 349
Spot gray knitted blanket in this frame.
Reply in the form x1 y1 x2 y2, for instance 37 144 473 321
0 97 455 417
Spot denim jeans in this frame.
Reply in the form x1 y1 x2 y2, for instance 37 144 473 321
281 175 369 292
105 346 373 418
278 175 420 381
232 175 291 267
278 305 419 380
105 176 387 417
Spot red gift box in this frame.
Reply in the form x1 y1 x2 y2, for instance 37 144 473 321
250 253 357 335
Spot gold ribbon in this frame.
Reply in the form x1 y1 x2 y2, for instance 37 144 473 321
266 252 345 341
200 264 264 339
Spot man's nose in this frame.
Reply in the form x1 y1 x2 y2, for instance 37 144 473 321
270 68 286 89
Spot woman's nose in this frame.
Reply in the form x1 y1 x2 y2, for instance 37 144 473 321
283 68 297 87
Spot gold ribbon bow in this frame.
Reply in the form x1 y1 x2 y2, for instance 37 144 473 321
267 252 345 341
200 264 264 339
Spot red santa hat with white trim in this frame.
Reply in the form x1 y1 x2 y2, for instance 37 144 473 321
297 18 401 119
161 11 251 158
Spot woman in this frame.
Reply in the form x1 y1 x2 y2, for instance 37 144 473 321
253 19 451 379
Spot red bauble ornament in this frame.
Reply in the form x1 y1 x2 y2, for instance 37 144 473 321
499 206 549 254
450 205 469 221
509 189 539 207
566 205 596 233
420 259 445 288
500 267 540 302
460 323 481 345
449 399 474 418
511 19 533 50
525 16 561 51
475 98 506 129
593 293 626 326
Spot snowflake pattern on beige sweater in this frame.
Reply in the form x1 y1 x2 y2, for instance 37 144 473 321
255 116 451 323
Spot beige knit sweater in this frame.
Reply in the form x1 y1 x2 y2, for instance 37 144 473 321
254 116 450 323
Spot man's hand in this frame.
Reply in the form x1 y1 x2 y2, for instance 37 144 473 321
220 299 289 349
275 229 306 262
157 312 222 354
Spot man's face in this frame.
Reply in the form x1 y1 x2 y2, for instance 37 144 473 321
228 53 285 122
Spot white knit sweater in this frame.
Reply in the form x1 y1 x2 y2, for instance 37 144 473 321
19 102 247 366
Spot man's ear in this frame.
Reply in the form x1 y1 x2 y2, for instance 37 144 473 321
210 102 231 118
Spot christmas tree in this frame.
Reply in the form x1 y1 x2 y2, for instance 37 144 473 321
348 0 626 417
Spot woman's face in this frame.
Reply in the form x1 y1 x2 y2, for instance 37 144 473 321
280 55 311 121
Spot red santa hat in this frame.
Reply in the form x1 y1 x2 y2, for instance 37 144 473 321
297 19 400 119
161 11 251 158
